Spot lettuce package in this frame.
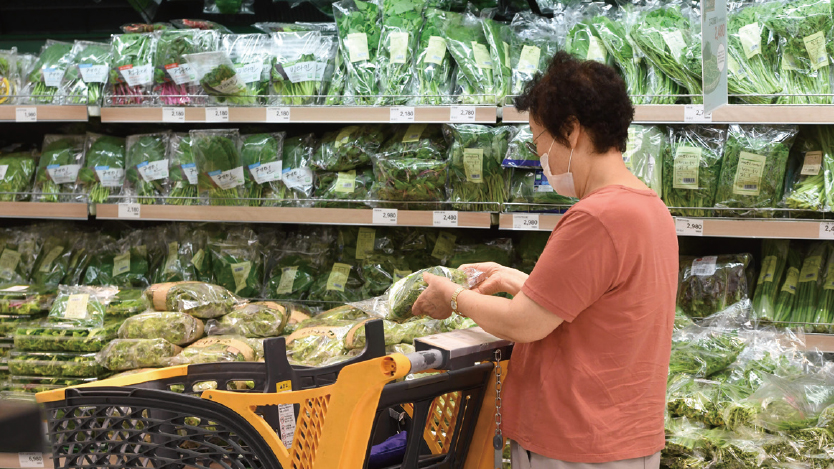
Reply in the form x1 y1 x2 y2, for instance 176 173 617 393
47 286 117 328
98 338 182 371
9 351 105 377
169 335 256 365
146 281 239 319
205 301 289 338
118 311 204 346
14 320 121 353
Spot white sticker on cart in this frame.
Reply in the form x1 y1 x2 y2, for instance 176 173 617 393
18 453 44 468
136 160 169 183
691 256 718 277
276 380 296 449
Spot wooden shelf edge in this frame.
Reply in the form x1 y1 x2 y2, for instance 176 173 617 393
0 202 88 220
497 213 563 231
0 453 53 469
0 105 88 122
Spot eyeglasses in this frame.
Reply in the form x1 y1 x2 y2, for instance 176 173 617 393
526 129 547 155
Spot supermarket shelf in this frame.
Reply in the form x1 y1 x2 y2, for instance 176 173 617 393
99 105 498 124
497 213 562 231
0 453 52 469
502 104 834 125
798 334 834 353
95 204 493 228
0 202 88 220
0 105 88 122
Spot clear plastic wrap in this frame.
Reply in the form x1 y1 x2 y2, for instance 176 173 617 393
481 18 512 106
30 235 75 287
118 311 204 346
714 124 799 217
108 33 156 106
624 125 665 198
264 228 334 300
313 125 388 171
47 286 116 328
10 351 105 377
333 0 382 105
34 134 85 203
506 169 577 212
280 133 316 202
83 237 151 288
372 124 449 206
220 34 273 105
14 320 121 353
106 288 149 316
190 129 246 206
502 125 538 169
725 2 781 104
445 124 513 211
770 245 802 325
207 238 264 297
98 338 182 371
309 261 365 303
791 242 829 331
77 133 126 204
61 41 111 106
314 168 374 208
376 0 427 105
565 4 612 68
448 237 513 268
152 226 199 283
0 48 19 105
166 134 199 205
781 130 825 212
206 301 289 338
123 132 171 205
662 125 728 217
171 19 233 33
146 281 240 319
240 132 286 205
413 9 456 105
272 30 338 105
153 29 219 106
183 51 253 105
204 0 255 14
592 7 651 104
23 41 75 105
812 247 834 333
676 254 754 319
669 326 747 378
0 152 37 201
443 11 497 105
121 23 171 34
169 335 256 365
285 318 364 366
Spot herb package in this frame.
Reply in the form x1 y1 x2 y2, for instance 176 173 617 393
14 320 121 353
105 288 149 316
312 125 389 171
272 31 339 105
24 41 75 105
220 34 273 105
9 351 105 378
0 152 36 201
325 54 348 105
677 254 753 319
413 9 455 105
309 260 365 303
191 129 246 206
118 312 204 346
108 33 157 106
769 246 802 325
624 125 665 197
662 125 728 217
443 11 497 105
204 0 255 14
77 133 125 204
668 327 746 378
264 227 335 300
83 239 151 289
314 167 375 208
170 18 233 33
153 29 219 105
34 134 85 203
98 338 182 371
240 133 286 206
725 2 780 104
146 281 239 319
790 242 828 331
31 235 77 288
169 335 256 365
183 51 253 105
0 48 20 105
386 266 470 322
47 285 116 328
281 133 317 203
502 125 539 169
445 124 513 211
817 126 834 211
372 124 449 206
506 169 577 212
333 0 382 105
592 7 650 104
376 0 427 105
166 134 199 205
565 4 611 68
61 41 111 106
205 301 289 338
781 130 825 213
714 125 798 217
207 238 264 297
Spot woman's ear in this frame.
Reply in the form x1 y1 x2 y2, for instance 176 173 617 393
567 119 581 150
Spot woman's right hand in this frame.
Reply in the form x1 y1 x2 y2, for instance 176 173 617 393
459 262 529 297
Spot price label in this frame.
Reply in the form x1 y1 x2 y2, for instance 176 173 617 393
118 203 141 219
820 222 834 239
433 210 458 227
684 105 713 123
373 208 398 225
15 107 37 122
675 217 704 236
206 107 230 122
266 107 291 123
390 106 415 123
450 106 477 123
162 107 185 123
18 453 44 468
512 214 540 230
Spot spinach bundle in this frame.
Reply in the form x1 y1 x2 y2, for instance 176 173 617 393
191 129 245 206
124 132 171 205
314 167 374 208
98 338 182 371
781 131 825 212
714 125 798 217
167 134 199 205
766 0 833 104
281 133 317 202
220 34 273 105
118 312 204 346
752 239 790 322
312 125 388 171
413 9 455 105
372 124 449 206
445 124 513 211
333 0 382 105
83 241 150 289
24 41 75 105
506 169 577 212
78 134 125 204
108 33 156 106
662 125 727 217
508 13 560 98
153 30 218 105
34 134 85 203
240 133 286 206
376 0 426 104
503 125 539 169
309 261 365 303
31 234 78 288
791 242 828 331
726 2 781 104
61 41 111 106
183 51 253 105
565 4 611 66
676 254 753 319
443 11 497 105
0 152 36 201
593 8 651 104
272 31 338 105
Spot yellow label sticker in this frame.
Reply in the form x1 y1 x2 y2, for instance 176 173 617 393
335 170 357 194
334 126 358 149
402 124 428 143
326 263 352 292
738 23 761 59
276 380 292 393
802 151 823 176
424 36 446 65
728 55 740 75
586 36 607 63
733 151 767 196
519 45 541 71
164 242 179 272
356 227 376 260
472 42 493 69
64 293 90 319
804 31 828 70
113 252 131 277
39 246 64 273
231 261 252 293
0 249 20 280
673 146 702 189
463 148 484 183
192 249 205 272
782 267 799 293
389 31 409 64
825 263 834 290
393 269 412 282
800 256 822 283
276 266 298 294
757 255 776 285
431 232 457 259
347 32 370 63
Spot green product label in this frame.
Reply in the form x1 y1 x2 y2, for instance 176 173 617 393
389 32 409 64
800 256 822 283
113 252 131 277
673 146 702 189
231 261 252 293
276 266 298 294
472 42 493 69
327 263 351 292
804 31 828 70
424 36 446 65
192 249 205 272
356 227 376 260
0 249 20 280
732 151 767 196
402 124 428 143
335 170 357 194
738 23 761 59
431 232 457 259
782 53 800 72
164 242 179 272
728 55 740 75
39 246 64 273
463 148 484 184
347 33 370 63
518 45 541 72
586 37 607 63
782 267 799 294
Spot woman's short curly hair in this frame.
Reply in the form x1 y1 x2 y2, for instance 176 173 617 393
515 51 634 154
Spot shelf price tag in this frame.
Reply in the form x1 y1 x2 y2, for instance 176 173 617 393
373 208 398 225
390 106 415 123
450 106 477 123
266 107 291 123
162 107 185 123
512 214 540 230
820 222 834 239
118 203 141 219
684 105 712 123
206 107 229 122
18 453 44 468
676 217 704 236
15 107 37 122
433 210 458 227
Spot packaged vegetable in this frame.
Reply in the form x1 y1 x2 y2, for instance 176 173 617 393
83 238 151 288
281 133 317 202
770 245 803 325
171 18 233 33
78 133 126 204
61 41 111 106
47 286 116 328
105 288 149 316
445 124 513 211
502 125 539 169
146 281 239 319
271 30 339 105
123 132 172 205
752 239 791 323
153 29 219 106
205 301 289 338
183 51 253 105
375 0 427 105
108 33 156 106
333 0 382 105
308 261 365 303
725 2 781 104
662 125 728 217
372 124 449 206
314 167 374 208
812 247 834 333
169 335 256 365
313 125 388 171
23 40 75 105
413 9 455 105
386 266 473 322
0 48 19 105
191 129 246 206
204 0 254 14
118 311 204 346
207 238 263 297
9 351 105 377
781 130 825 213
442 11 498 105
791 242 829 331
220 34 273 105
14 320 121 353
677 254 754 319
506 169 577 212
669 327 746 378
624 125 665 198
481 18 513 104
166 134 199 205
240 133 286 205
285 318 365 366
0 152 37 202
98 338 182 371
34 134 85 203
508 14 561 97
592 7 651 104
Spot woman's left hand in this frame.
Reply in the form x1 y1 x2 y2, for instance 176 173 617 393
412 272 460 320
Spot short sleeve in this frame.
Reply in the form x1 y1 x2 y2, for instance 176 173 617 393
521 210 619 323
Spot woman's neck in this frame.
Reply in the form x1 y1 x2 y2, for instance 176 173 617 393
576 150 649 199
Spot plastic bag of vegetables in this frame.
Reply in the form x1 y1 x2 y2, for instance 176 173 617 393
108 33 156 106
313 125 388 171
676 254 754 319
23 40 75 105
669 326 746 378
166 134 199 205
264 228 335 300
169 335 256 365
790 242 829 331
240 133 286 205
412 9 455 105
77 133 125 204
10 351 105 377
502 125 539 169
118 311 204 346
381 266 478 322
34 134 85 203
30 235 76 287
105 288 149 316
83 237 151 288
0 48 20 105
123 132 172 205
204 0 254 14
714 125 798 217
752 239 791 323
506 169 577 212
60 40 111 106
191 129 246 206
47 285 116 328
479 17 511 104
285 318 367 366
308 261 365 303
207 238 263 297
281 133 317 203
448 237 513 268
333 0 382 105
146 281 240 319
314 168 374 208
220 34 273 105
271 30 338 106
183 51 254 106
14 320 121 353
372 124 448 206
98 338 182 371
811 247 834 333
624 125 665 198
446 124 513 211
205 301 289 338
780 130 825 213
591 7 651 104
768 244 802 326
0 152 36 202
153 29 218 106
564 4 612 68
725 2 781 105
375 0 427 105
662 125 728 217
442 11 499 105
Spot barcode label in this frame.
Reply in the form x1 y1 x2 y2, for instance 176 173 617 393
682 178 696 184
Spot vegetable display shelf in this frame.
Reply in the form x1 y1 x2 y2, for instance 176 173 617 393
503 104 834 125
0 105 88 123
0 202 87 220
99 105 498 124
94 204 494 228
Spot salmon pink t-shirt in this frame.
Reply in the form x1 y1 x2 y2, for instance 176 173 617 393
503 185 678 463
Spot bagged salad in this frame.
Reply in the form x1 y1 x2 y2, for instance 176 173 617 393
183 51 253 105
205 301 289 338
123 132 172 205
240 133 286 205
412 9 455 105
118 311 204 346
272 29 339 105
333 0 383 105
34 134 85 203
191 129 246 206
677 254 754 319
146 281 240 319
169 335 256 365
98 338 182 371
153 29 219 105
445 124 513 211
220 34 273 105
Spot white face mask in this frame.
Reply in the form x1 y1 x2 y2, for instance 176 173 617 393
540 139 577 198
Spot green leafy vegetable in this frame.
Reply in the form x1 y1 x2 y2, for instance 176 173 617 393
78 134 126 204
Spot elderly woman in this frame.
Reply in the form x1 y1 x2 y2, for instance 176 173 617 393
413 51 679 469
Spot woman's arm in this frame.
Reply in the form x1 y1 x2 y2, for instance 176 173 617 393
459 262 529 297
